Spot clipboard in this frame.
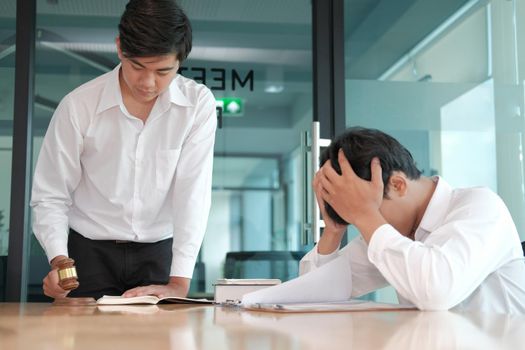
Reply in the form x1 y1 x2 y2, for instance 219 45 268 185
244 300 416 313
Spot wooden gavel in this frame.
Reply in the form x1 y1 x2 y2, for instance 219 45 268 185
55 257 80 291
52 257 96 306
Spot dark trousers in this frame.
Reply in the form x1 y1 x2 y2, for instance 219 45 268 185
67 229 173 300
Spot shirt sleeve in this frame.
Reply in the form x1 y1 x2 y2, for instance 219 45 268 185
30 95 83 262
367 190 517 310
169 88 217 278
299 235 388 297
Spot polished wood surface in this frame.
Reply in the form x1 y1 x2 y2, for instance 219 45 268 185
0 303 523 350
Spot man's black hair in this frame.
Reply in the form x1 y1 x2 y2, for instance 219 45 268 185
118 0 192 61
320 127 422 225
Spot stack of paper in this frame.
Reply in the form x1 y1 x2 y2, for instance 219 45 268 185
214 278 281 304
241 255 414 312
241 255 353 306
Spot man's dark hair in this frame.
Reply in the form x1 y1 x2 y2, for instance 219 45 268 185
320 127 422 225
118 0 192 61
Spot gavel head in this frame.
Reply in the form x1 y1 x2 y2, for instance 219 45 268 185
55 257 80 291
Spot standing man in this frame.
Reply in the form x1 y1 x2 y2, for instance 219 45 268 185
301 127 525 313
31 0 216 300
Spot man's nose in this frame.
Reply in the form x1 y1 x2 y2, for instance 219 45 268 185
140 71 155 88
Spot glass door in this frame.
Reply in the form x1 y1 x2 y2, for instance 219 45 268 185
0 0 16 301
186 0 313 295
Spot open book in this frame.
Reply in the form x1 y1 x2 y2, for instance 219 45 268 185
96 295 213 305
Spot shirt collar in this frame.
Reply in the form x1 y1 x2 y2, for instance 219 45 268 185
168 75 193 107
96 64 193 115
415 176 453 241
96 64 122 115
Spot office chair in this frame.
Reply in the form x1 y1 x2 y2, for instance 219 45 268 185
223 251 306 282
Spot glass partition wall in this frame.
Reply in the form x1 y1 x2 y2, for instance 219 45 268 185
187 0 312 295
0 0 16 301
29 1 121 301
7 0 523 302
27 0 312 299
344 0 525 302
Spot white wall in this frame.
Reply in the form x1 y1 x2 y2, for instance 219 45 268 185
440 79 497 191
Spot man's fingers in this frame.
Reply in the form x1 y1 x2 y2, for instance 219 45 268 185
319 168 336 194
370 157 383 189
43 287 68 299
122 287 141 297
313 177 325 204
43 269 69 298
43 283 69 298
312 171 321 189
337 149 357 178
321 161 341 181
123 285 159 297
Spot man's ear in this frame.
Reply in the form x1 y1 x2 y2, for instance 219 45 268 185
388 172 408 197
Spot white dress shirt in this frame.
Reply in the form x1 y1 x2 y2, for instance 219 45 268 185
300 177 525 313
31 64 217 278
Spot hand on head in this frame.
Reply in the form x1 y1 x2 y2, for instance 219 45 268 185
313 171 347 235
316 149 387 241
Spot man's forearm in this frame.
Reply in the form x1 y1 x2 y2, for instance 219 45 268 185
168 276 191 296
354 211 388 244
317 228 346 255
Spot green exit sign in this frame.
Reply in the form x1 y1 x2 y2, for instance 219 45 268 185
216 98 244 117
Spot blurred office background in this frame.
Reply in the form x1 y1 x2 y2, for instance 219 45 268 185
1 0 524 302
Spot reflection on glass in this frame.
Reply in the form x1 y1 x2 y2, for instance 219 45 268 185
213 156 279 190
382 311 524 350
214 307 525 350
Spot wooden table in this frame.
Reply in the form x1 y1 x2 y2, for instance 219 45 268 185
0 303 523 349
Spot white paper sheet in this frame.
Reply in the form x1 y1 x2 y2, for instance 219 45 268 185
241 254 352 305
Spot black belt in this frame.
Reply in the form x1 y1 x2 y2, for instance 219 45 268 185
114 240 132 244
69 229 153 245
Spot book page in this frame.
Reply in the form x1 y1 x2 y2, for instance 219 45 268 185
97 295 159 305
96 295 213 305
241 254 353 306
159 297 213 304
97 305 161 314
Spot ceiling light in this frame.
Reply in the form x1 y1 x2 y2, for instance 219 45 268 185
264 85 284 93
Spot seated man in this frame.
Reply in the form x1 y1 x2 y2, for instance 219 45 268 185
300 127 525 313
